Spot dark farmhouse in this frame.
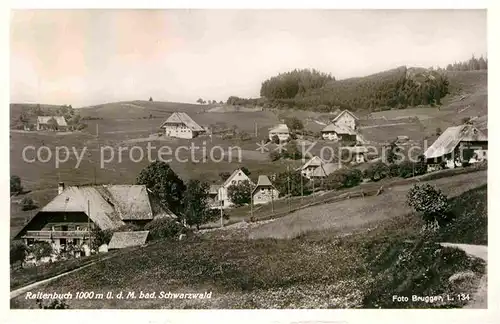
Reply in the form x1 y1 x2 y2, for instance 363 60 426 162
14 183 176 250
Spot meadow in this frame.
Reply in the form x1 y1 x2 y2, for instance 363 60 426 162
10 179 487 309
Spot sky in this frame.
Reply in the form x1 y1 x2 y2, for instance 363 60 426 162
10 9 487 107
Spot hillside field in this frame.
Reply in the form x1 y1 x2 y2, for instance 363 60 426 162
10 174 487 309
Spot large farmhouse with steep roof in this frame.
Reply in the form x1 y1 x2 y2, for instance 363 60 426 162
14 183 176 251
160 112 205 139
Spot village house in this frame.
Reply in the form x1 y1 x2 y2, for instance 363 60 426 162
321 124 358 142
298 156 325 179
321 110 360 142
160 112 206 139
269 123 291 142
332 110 359 130
251 175 280 205
310 162 341 179
14 183 177 252
36 116 68 131
213 169 255 209
424 124 488 170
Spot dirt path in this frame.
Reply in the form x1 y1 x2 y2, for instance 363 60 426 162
440 243 487 309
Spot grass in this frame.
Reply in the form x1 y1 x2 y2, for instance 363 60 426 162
221 166 486 233
10 253 105 290
10 172 487 309
435 184 487 245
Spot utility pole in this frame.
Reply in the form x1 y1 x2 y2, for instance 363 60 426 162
301 171 304 205
271 182 275 214
87 200 91 252
250 188 254 220
254 122 258 137
287 165 291 212
220 196 224 228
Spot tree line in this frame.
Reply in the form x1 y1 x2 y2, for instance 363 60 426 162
261 66 450 112
224 66 451 112
444 54 488 72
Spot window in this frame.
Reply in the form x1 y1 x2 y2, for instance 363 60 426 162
61 225 68 232
73 239 78 245
60 238 67 245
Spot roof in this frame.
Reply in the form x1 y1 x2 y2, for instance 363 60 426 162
321 123 357 135
209 184 221 195
16 185 177 237
223 169 254 187
160 112 204 131
252 175 278 195
108 231 149 249
332 110 359 122
311 163 341 178
37 116 68 127
299 156 325 170
424 125 487 159
269 124 290 134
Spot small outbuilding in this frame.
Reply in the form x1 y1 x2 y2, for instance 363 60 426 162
108 231 149 250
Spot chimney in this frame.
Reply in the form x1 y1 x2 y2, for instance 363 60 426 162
58 182 65 195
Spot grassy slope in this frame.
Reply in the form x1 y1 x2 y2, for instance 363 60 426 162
11 172 487 309
246 170 486 240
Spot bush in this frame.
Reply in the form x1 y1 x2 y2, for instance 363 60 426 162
144 217 184 241
29 241 53 262
407 184 452 226
227 180 253 206
363 162 389 182
91 227 113 249
10 241 28 269
21 197 37 211
10 175 22 195
269 151 281 161
324 168 363 190
36 299 70 309
397 161 416 178
388 164 400 177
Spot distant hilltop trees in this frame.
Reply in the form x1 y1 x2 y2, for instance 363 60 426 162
445 55 488 72
260 68 335 100
251 66 449 112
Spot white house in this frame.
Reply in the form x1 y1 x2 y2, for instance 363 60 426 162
160 112 205 139
251 175 280 205
297 156 325 179
424 124 487 169
36 116 68 131
331 110 359 131
269 124 290 142
216 169 255 209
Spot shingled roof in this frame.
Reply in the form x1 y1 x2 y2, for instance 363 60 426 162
37 116 68 127
160 112 204 131
108 231 149 249
332 110 359 122
251 175 277 195
424 125 487 159
15 185 177 238
269 124 290 133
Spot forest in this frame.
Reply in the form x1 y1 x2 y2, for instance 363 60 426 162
225 55 486 112
258 66 449 112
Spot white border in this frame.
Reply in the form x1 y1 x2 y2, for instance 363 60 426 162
2 1 499 324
